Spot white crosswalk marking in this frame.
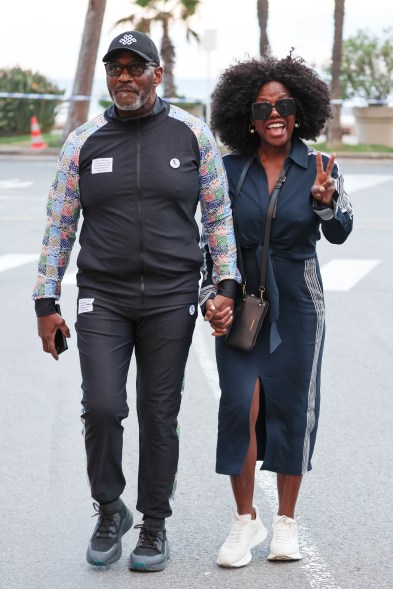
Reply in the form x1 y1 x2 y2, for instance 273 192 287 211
320 258 380 291
61 259 381 291
343 174 393 193
0 253 38 272
62 270 77 285
0 255 380 293
0 179 33 189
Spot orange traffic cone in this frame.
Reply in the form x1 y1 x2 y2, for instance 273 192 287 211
31 116 47 149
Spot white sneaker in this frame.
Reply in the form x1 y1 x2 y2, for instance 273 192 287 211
268 515 302 561
217 506 268 567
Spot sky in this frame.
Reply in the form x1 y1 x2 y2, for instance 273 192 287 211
1 0 390 101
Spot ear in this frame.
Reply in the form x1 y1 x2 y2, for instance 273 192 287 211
153 66 164 87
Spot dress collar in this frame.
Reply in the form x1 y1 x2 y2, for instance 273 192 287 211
288 136 309 169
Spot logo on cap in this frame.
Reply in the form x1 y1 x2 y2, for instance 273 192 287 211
119 34 137 46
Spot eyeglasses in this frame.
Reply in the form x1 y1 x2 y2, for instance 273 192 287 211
252 98 296 120
104 61 157 77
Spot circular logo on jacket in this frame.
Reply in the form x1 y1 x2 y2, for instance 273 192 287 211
189 304 196 316
170 158 180 169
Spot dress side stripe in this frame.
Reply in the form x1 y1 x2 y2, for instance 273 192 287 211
302 258 325 474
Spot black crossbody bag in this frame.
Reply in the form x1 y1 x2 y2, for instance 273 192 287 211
225 158 286 352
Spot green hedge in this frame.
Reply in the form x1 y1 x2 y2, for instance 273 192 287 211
0 67 65 137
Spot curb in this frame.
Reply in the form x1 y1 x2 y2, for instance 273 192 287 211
1 146 393 160
0 147 60 156
330 151 393 159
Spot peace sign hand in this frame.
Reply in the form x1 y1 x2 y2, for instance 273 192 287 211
311 152 337 208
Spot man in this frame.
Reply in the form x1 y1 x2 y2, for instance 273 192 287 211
33 31 238 572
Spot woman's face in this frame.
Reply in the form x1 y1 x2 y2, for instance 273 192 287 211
252 81 296 150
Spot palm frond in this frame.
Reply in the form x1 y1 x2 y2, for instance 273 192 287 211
185 28 200 43
115 14 137 26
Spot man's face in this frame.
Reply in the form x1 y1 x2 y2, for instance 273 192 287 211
105 51 163 118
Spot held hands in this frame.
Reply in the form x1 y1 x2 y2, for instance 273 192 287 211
37 312 70 361
311 152 337 208
205 295 234 337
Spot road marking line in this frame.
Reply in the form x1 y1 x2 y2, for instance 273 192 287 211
0 253 37 272
0 195 43 201
0 179 33 189
344 174 393 193
193 318 342 589
61 258 381 290
0 255 380 298
62 270 77 285
256 470 342 589
321 258 380 291
355 220 393 229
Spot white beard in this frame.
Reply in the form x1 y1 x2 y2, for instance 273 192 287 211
110 75 154 112
113 94 144 111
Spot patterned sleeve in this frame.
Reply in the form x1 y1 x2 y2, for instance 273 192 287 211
197 124 241 284
198 228 217 308
168 105 241 290
312 159 353 244
32 136 82 300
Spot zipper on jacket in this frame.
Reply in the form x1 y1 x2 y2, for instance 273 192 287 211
136 121 145 304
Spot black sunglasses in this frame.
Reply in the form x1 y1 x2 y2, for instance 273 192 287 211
252 98 296 120
104 61 157 77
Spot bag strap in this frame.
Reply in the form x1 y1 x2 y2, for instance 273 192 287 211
233 155 255 213
259 165 287 293
232 155 255 284
232 156 289 298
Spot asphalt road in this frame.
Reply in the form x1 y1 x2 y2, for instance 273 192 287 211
0 155 392 589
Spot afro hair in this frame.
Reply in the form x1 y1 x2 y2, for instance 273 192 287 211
211 52 333 154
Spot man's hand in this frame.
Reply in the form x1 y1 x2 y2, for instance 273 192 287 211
37 312 70 361
205 295 234 336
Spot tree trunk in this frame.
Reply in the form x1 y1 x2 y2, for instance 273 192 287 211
161 17 177 98
257 0 269 56
327 0 345 146
62 0 107 141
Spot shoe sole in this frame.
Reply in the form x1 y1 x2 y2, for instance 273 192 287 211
268 551 302 561
129 542 170 572
129 559 169 572
217 526 268 568
86 508 133 566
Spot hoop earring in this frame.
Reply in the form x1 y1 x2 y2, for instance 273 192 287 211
249 124 256 134
294 121 300 128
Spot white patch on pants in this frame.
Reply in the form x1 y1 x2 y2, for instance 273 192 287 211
78 298 95 314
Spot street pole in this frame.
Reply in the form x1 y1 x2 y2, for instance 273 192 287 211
202 29 217 126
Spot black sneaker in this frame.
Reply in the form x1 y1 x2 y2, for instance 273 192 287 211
86 498 133 566
129 522 170 572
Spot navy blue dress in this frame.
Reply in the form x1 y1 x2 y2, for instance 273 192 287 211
203 138 353 477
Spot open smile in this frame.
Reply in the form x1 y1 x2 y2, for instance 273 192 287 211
266 120 286 135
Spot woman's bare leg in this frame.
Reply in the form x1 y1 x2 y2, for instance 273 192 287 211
276 474 302 518
230 379 260 518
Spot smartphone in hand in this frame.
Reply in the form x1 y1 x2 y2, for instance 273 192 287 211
54 304 68 354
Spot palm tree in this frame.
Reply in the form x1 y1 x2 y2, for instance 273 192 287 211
63 0 107 141
327 0 345 146
257 0 269 56
115 0 200 98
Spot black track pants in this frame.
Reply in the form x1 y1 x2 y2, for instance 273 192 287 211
75 295 197 518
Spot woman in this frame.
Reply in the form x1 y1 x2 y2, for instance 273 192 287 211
200 52 353 567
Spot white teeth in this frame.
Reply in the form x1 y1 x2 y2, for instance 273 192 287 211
268 123 284 129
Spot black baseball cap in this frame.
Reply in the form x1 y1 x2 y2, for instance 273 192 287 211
102 31 160 65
